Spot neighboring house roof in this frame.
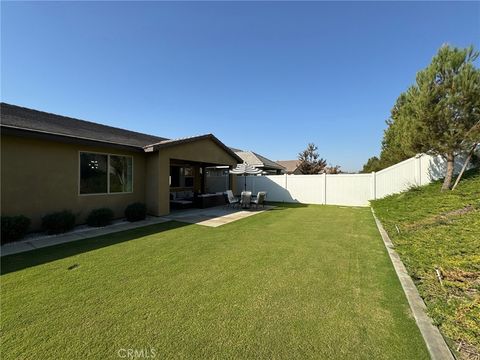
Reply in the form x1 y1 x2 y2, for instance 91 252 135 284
276 160 300 173
0 103 241 162
229 147 243 153
0 103 167 149
232 149 285 171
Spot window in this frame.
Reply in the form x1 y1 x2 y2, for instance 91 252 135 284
169 165 194 188
109 155 133 193
80 152 133 195
170 166 181 187
184 167 194 187
80 153 108 194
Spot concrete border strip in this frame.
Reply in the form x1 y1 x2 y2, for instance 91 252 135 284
371 208 454 360
1 217 169 257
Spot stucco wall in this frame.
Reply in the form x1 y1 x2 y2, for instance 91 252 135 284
1 135 147 230
144 152 160 216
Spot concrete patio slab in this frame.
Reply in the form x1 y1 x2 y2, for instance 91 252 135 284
163 205 275 227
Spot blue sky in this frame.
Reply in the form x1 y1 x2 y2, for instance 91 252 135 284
2 1 479 171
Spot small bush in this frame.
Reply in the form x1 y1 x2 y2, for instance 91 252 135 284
86 208 114 227
42 210 76 235
1 215 31 244
125 202 147 222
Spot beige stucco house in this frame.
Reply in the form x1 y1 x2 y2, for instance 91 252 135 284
0 103 241 230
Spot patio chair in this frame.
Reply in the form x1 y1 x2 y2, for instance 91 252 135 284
251 191 267 209
240 191 252 209
225 190 240 208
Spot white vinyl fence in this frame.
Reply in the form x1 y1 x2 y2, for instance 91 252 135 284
205 175 230 193
234 153 476 207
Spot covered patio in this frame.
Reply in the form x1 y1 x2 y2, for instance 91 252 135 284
143 134 242 216
169 159 234 210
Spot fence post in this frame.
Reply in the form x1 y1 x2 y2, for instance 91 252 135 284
284 173 288 190
415 155 422 185
413 154 422 186
323 172 327 205
371 171 376 200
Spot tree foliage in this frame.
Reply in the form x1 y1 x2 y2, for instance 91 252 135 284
361 156 383 173
362 44 480 189
380 89 420 165
325 165 342 174
297 143 327 174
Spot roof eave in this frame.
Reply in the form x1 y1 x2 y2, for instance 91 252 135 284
144 134 243 163
1 125 145 152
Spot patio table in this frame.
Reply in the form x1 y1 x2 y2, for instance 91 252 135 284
240 192 253 209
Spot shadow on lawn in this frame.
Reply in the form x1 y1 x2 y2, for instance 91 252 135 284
1 221 189 275
265 202 309 209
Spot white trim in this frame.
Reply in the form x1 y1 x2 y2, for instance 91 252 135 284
78 151 134 196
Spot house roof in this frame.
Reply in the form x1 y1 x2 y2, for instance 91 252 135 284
232 149 285 170
276 160 300 172
0 103 242 162
229 147 243 153
144 134 243 162
0 103 167 149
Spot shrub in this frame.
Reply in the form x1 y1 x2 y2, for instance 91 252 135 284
125 202 147 222
86 208 114 227
42 210 76 235
1 215 31 244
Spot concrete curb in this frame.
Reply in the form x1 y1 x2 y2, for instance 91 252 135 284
371 208 454 360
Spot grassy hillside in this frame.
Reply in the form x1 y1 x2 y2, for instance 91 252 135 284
371 168 480 360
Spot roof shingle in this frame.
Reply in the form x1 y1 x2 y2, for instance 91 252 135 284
0 103 167 148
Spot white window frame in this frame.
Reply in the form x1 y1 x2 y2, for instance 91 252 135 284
78 151 134 196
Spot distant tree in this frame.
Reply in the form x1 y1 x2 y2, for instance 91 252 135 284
361 156 383 173
325 165 342 174
297 143 327 174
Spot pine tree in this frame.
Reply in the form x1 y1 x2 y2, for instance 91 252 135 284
413 45 480 189
379 45 480 190
297 143 327 174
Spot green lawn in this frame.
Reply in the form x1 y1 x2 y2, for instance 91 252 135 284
1 205 429 359
371 169 480 360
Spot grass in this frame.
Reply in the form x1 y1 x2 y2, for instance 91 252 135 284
1 204 429 359
371 168 480 360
